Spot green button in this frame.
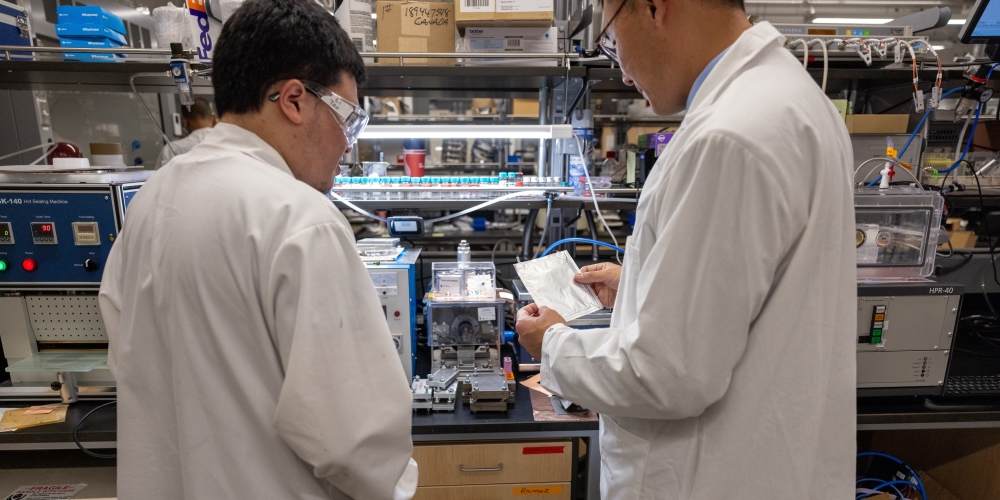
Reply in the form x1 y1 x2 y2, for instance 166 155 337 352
872 329 882 336
864 29 871 36
0 260 6 272
870 336 882 344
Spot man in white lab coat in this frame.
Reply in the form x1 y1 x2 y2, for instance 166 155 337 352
98 0 417 498
516 0 856 498
155 97 215 168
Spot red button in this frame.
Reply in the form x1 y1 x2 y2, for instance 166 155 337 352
394 311 400 317
21 258 36 272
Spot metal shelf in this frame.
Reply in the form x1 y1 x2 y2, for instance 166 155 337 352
333 196 638 211
0 60 212 93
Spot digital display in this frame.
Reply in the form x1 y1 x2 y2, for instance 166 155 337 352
30 222 57 244
72 222 100 246
387 217 424 237
0 222 11 244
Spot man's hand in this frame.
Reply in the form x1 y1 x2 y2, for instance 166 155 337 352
515 304 567 360
574 262 622 308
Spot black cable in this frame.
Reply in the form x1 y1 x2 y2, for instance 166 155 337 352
562 82 591 125
74 401 117 458
971 167 1000 289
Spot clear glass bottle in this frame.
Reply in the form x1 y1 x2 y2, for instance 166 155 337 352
390 176 402 200
515 172 524 187
358 178 370 200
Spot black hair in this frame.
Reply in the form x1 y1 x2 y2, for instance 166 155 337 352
212 0 367 117
182 97 214 122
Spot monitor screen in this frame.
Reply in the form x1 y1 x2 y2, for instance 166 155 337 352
961 0 1000 43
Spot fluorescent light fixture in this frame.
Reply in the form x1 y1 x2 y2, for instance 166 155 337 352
932 45 946 50
948 19 967 25
358 125 573 140
812 18 891 24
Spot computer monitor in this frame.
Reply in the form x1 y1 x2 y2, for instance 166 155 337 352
960 0 1000 44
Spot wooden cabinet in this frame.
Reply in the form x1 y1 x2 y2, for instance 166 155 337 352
413 440 573 497
413 483 572 500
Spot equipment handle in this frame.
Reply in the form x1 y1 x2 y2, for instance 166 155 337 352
459 463 504 472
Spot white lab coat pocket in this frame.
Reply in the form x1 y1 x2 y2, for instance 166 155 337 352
600 415 650 500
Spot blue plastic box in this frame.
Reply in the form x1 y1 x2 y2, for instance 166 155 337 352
56 24 127 45
56 6 126 35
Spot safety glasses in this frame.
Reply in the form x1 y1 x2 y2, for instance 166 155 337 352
268 80 369 146
594 0 629 64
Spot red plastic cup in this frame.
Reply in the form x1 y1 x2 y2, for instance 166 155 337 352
403 149 426 177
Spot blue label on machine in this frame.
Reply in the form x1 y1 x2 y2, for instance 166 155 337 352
0 191 119 286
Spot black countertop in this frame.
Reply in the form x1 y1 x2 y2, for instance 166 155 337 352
5 393 1000 448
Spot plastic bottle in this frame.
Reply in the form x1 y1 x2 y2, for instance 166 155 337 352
390 176 402 200
515 172 524 187
457 240 471 263
498 172 508 188
400 176 411 199
460 176 471 199
359 177 370 200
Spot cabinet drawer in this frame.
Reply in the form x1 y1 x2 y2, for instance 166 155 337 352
414 483 571 500
413 441 572 486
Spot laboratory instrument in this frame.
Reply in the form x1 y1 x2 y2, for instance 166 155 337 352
360 240 419 381
0 167 149 402
855 187 945 281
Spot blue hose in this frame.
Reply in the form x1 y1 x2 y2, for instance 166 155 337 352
539 238 625 258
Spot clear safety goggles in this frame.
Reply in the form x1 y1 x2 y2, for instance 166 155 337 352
268 80 369 146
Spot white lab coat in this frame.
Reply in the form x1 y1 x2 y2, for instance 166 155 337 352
99 123 418 500
540 22 857 499
156 126 213 168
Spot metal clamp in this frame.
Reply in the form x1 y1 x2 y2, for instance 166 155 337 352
16 16 28 38
459 463 504 472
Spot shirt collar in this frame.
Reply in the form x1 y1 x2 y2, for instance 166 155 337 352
199 122 294 177
686 48 730 110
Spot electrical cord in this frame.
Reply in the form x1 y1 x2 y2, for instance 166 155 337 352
130 72 178 156
74 401 117 459
856 452 927 500
809 38 829 93
970 166 1000 289
532 199 554 259
574 135 623 264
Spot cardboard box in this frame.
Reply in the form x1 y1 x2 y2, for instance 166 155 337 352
458 26 557 65
56 5 126 35
512 98 540 117
376 1 456 65
638 132 674 156
455 0 553 27
845 114 909 134
869 428 1000 500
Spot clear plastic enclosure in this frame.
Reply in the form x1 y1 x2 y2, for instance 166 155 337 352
855 187 944 280
426 300 504 347
432 262 496 301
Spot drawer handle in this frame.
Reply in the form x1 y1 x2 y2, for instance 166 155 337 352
459 463 504 472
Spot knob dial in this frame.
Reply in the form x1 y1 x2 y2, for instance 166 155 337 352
84 259 100 272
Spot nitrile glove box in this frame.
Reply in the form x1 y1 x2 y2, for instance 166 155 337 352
59 37 124 49
57 6 126 35
62 52 126 63
56 24 128 45
639 132 674 157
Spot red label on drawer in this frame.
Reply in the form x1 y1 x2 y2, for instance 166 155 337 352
522 446 565 455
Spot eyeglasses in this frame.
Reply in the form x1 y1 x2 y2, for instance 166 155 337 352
268 80 369 146
594 0 629 64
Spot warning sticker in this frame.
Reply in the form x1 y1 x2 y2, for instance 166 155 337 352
4 484 87 500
